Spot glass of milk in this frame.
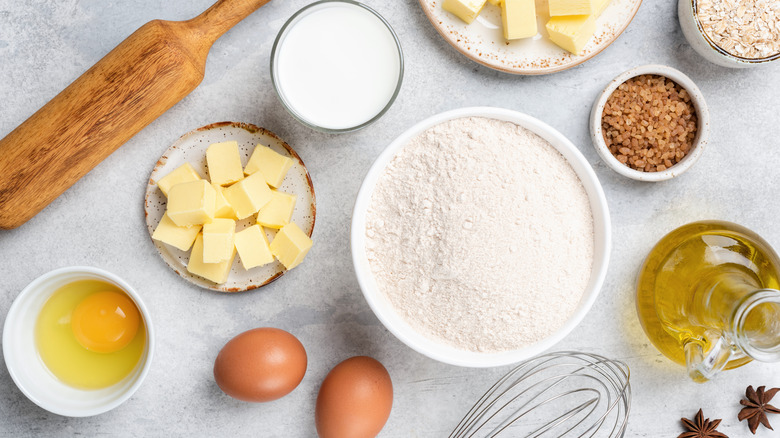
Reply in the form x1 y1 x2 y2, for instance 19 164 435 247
271 0 404 133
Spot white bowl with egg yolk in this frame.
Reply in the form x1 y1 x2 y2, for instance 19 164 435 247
351 107 612 368
3 266 154 416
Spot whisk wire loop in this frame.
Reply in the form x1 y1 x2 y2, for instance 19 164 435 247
450 351 631 438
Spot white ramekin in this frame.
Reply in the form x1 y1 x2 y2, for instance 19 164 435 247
3 266 154 417
351 107 612 368
590 64 710 182
678 0 780 68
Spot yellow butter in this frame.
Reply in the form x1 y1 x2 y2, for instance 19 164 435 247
157 163 201 197
244 144 293 189
234 225 274 270
546 15 597 55
487 0 501 5
594 0 611 16
256 190 297 229
223 172 273 220
212 184 237 220
442 0 487 25
502 0 537 40
207 141 244 186
548 0 596 16
167 180 216 227
270 223 312 270
152 213 201 251
202 218 236 263
187 233 236 284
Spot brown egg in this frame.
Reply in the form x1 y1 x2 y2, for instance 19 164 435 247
213 327 307 402
315 356 393 438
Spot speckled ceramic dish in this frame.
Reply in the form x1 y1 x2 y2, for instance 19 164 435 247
144 122 316 293
419 0 642 75
590 65 710 182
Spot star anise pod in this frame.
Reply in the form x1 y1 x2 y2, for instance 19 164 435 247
678 409 728 438
738 385 780 434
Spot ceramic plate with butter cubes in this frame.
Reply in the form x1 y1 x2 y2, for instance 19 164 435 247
144 122 316 293
420 0 642 75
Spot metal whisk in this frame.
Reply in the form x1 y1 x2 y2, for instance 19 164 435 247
450 351 631 438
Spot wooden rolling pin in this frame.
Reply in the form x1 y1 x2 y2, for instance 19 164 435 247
0 0 270 229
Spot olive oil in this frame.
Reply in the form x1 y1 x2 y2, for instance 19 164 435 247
636 221 780 373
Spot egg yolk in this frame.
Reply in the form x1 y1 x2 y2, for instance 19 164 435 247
71 291 140 353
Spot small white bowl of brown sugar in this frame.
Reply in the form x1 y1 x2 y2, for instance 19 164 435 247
590 65 710 182
679 0 780 67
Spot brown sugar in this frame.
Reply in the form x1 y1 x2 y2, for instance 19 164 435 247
601 75 698 172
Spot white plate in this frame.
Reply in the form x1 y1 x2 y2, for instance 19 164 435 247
144 122 316 293
419 0 642 75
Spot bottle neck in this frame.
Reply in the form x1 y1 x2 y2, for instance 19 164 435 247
684 278 780 382
692 268 761 330
732 289 780 363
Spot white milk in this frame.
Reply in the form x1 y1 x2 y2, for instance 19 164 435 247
274 2 402 131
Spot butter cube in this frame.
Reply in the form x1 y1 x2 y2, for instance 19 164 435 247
502 0 537 40
256 191 297 229
270 223 312 270
548 0 596 16
167 180 216 227
212 184 237 220
487 0 501 5
157 163 201 197
594 0 611 16
202 218 236 263
152 213 201 251
546 15 597 55
442 0 487 25
223 171 273 220
244 144 293 189
187 233 236 284
207 141 244 186
234 225 274 270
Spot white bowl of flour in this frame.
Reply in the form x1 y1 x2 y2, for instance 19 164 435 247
351 107 611 367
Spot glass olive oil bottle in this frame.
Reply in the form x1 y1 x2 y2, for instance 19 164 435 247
636 221 780 382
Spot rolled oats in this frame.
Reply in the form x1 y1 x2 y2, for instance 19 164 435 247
696 0 780 59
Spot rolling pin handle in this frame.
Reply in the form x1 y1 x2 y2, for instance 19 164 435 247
188 0 272 46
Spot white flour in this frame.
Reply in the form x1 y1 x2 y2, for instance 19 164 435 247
365 117 594 353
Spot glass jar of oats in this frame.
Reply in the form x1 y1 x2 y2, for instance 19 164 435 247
678 0 780 67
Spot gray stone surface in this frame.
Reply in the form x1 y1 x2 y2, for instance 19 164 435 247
0 0 779 436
